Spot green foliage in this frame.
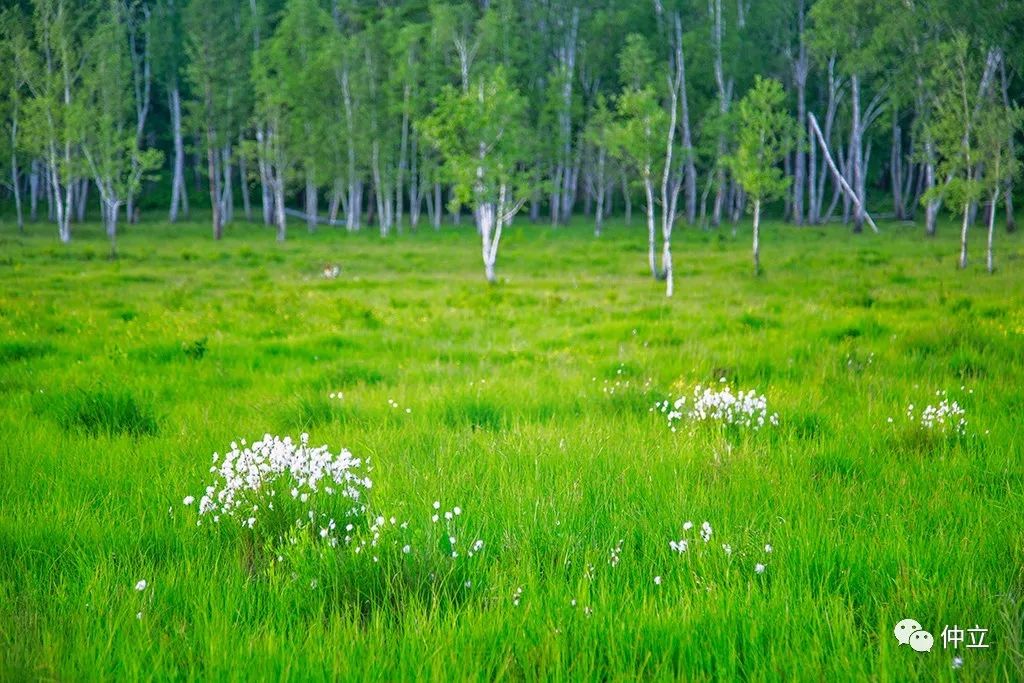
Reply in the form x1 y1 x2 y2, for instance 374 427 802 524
725 76 796 203
419 66 530 210
919 34 1021 214
606 87 666 183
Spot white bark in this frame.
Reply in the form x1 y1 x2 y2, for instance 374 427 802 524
959 200 969 269
644 172 657 278
709 0 733 227
340 67 360 232
987 190 997 273
752 198 761 275
305 175 318 232
9 109 22 231
808 112 879 232
169 85 188 222
127 6 151 225
792 0 808 225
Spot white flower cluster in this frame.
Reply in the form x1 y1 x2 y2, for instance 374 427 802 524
667 520 773 576
669 520 710 553
427 500 483 560
903 391 967 435
387 398 412 414
655 382 779 431
187 434 371 535
593 365 653 397
609 538 624 567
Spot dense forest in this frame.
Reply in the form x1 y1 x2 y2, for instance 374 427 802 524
1 0 1023 285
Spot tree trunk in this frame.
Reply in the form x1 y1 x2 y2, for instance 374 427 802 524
671 13 696 224
105 200 120 258
329 180 342 223
396 86 410 231
29 160 39 222
274 171 286 242
239 146 251 222
959 201 969 269
220 145 233 224
433 182 442 230
169 85 188 222
644 174 658 279
987 191 997 273
709 0 732 228
891 115 904 220
850 74 864 233
808 112 879 233
999 58 1016 233
206 128 222 240
924 135 939 237
594 146 605 236
10 132 22 232
75 179 88 222
341 68 359 232
622 172 632 225
127 8 151 226
409 134 421 229
305 176 317 233
792 0 808 225
752 198 761 276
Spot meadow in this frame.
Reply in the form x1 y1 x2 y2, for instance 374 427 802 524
1 215 1022 681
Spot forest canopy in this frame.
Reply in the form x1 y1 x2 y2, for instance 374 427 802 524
1 0 1022 281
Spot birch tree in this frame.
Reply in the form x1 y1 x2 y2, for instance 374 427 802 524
923 35 987 270
420 67 531 283
974 102 1022 273
184 0 249 239
16 0 89 243
77 0 162 256
726 77 796 276
0 9 26 232
151 0 188 222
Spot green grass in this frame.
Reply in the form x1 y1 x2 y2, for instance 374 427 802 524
1 213 1022 681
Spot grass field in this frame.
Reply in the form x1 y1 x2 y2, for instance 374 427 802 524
1 214 1023 681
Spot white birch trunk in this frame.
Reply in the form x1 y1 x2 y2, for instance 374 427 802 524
169 85 188 222
752 198 761 276
959 200 970 269
305 175 318 233
987 190 997 273
644 172 658 278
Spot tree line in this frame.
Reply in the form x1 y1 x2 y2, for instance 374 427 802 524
1 0 1022 288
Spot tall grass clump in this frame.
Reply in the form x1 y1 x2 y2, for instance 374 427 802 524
51 389 158 437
